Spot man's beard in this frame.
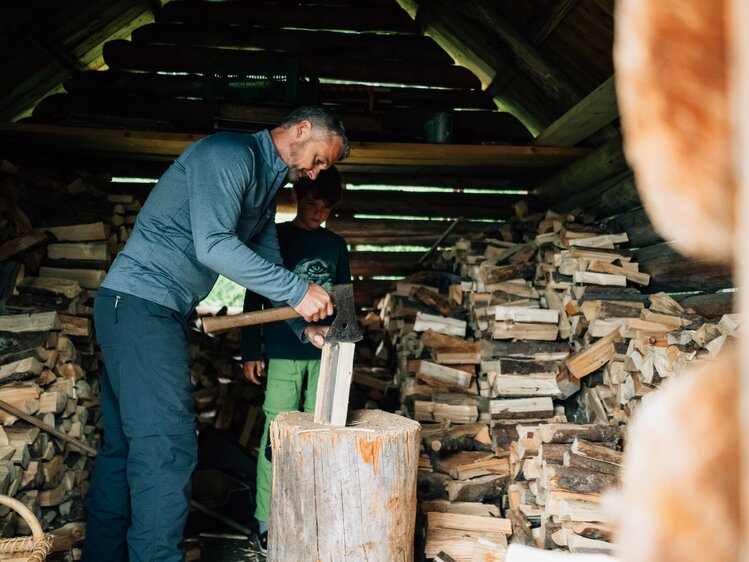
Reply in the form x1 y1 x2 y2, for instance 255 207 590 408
286 138 310 182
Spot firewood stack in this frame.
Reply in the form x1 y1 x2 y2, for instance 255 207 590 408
369 207 739 561
0 158 146 554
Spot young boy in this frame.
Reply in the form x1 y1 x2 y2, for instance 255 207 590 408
240 167 350 552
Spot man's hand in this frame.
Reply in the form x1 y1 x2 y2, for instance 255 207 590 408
304 325 330 349
293 283 333 322
243 360 265 385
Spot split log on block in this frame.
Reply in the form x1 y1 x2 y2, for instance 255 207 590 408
36 222 110 242
414 312 467 338
314 342 355 426
490 397 554 419
268 410 420 562
539 424 622 445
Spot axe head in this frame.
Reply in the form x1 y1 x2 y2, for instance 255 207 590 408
325 284 363 343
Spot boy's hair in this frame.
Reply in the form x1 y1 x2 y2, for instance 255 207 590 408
293 167 344 207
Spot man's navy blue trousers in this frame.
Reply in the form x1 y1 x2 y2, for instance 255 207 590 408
82 288 197 562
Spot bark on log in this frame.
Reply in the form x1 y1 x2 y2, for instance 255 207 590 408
678 292 734 319
268 410 420 562
634 242 733 292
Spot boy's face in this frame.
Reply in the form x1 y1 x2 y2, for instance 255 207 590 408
295 195 332 231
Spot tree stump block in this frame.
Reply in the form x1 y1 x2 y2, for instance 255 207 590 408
268 409 421 561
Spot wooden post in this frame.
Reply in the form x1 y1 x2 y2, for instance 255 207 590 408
267 410 420 561
314 341 356 426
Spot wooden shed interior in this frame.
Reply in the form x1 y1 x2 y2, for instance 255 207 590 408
0 0 741 560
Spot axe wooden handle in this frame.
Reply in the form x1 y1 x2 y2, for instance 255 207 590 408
202 306 300 334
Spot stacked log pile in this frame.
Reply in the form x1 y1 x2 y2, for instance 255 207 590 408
370 207 739 561
0 158 146 555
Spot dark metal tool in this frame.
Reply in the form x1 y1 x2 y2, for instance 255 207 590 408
201 284 362 343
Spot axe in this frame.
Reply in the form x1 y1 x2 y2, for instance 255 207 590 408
201 283 362 343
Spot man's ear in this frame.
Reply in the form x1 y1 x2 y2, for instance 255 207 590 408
296 120 312 140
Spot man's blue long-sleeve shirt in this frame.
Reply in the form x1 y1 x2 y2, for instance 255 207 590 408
102 131 309 333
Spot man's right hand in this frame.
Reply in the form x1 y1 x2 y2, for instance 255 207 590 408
293 283 333 322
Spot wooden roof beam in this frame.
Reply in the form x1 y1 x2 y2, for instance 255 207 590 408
102 40 480 90
396 0 573 135
532 136 628 204
533 75 619 147
0 123 588 168
464 0 584 112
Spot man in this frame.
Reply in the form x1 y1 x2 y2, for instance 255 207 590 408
240 167 350 553
82 106 349 562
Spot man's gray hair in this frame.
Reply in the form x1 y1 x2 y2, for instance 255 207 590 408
280 106 350 160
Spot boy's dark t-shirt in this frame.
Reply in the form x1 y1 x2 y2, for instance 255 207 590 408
241 221 351 361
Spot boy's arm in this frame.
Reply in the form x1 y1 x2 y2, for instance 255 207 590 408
240 290 265 362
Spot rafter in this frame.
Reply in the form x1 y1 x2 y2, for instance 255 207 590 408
464 0 583 111
533 75 619 147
